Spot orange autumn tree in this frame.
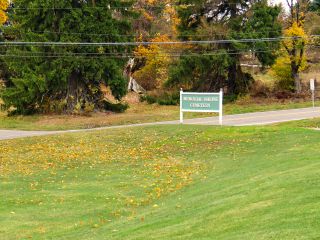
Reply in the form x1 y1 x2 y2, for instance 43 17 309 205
134 34 175 90
132 0 182 90
0 0 9 24
281 0 309 93
0 0 9 101
280 22 308 92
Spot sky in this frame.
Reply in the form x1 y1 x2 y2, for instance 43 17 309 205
269 0 291 11
271 0 288 4
270 0 287 6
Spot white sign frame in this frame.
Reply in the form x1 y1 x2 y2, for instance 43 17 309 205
180 89 223 125
310 79 315 91
310 79 316 108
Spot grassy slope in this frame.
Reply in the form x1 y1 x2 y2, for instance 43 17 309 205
1 123 320 239
0 99 318 131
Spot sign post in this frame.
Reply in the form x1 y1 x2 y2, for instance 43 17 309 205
180 89 223 125
180 89 183 124
310 79 315 108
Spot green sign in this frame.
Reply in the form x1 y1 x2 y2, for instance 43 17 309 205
180 90 223 125
181 93 220 112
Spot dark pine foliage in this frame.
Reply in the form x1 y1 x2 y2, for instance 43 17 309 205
1 0 135 114
170 0 282 94
310 0 320 12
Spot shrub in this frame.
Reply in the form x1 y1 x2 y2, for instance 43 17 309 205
139 95 157 104
83 102 95 116
103 100 129 113
223 94 238 103
158 92 179 105
271 55 307 91
140 91 179 106
250 80 272 98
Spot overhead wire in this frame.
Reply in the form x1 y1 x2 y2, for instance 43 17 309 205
3 43 320 61
10 2 259 10
0 35 318 47
9 29 286 38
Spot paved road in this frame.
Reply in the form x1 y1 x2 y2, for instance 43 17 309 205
1 107 320 140
185 107 320 126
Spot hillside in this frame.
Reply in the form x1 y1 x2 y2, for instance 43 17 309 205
1 123 320 239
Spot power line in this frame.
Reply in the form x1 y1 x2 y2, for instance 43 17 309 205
3 43 319 60
0 35 318 47
6 41 320 57
12 6 149 10
2 39 318 59
10 2 256 10
11 29 285 38
11 6 170 11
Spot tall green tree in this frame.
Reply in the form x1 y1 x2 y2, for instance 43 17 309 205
310 0 320 12
1 0 135 114
170 0 281 94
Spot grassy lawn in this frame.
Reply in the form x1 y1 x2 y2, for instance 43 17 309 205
0 98 318 131
1 123 320 239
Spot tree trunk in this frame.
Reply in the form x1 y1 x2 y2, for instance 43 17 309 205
227 61 237 94
227 56 246 95
227 6 238 95
293 73 301 94
291 64 302 93
66 71 80 112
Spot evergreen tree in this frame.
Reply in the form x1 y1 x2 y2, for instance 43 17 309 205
170 0 281 94
1 0 135 114
310 0 320 12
